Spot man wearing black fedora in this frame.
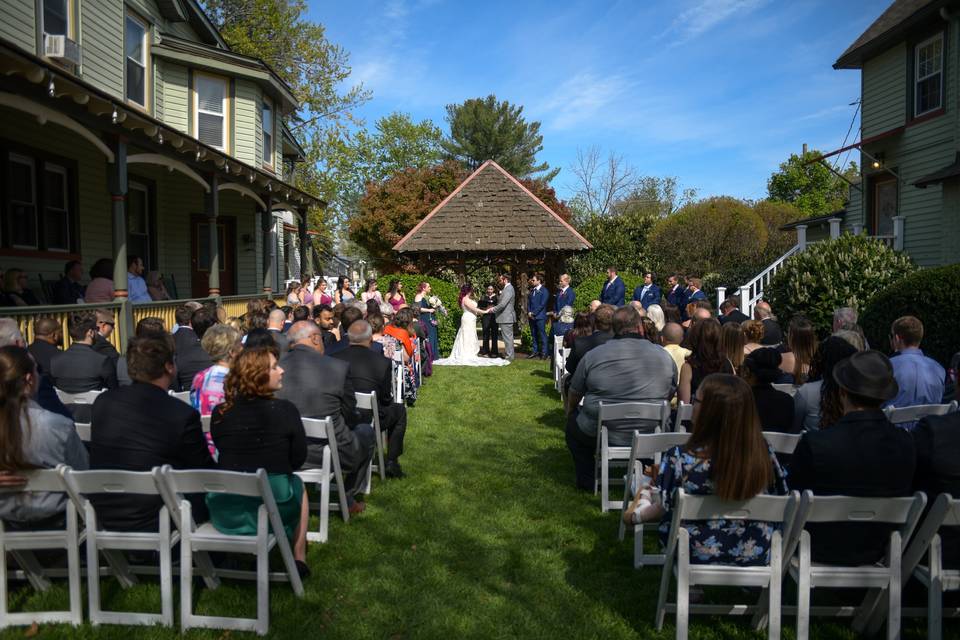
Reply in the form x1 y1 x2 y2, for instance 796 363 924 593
788 350 916 566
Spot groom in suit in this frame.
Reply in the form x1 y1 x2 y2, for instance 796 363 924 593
527 274 549 359
488 273 516 361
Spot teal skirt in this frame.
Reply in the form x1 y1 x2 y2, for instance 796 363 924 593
206 473 304 539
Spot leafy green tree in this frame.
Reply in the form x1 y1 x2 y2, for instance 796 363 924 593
767 150 858 217
442 95 557 180
567 208 659 282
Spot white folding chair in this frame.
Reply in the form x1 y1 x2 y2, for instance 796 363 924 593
414 339 423 386
762 431 801 455
673 402 693 433
885 402 958 426
356 391 386 483
295 417 349 543
595 401 670 512
75 422 92 442
862 493 960 640
391 353 404 405
60 468 175 627
617 431 690 569
772 383 798 397
201 416 211 434
54 388 104 405
0 469 82 629
162 467 304 635
654 490 800 640
168 390 192 405
787 491 927 640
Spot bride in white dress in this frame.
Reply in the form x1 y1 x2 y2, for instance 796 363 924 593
433 284 510 367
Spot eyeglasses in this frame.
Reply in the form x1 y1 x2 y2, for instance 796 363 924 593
98 321 115 327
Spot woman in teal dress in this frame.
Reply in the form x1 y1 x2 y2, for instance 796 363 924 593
206 345 311 578
414 281 439 362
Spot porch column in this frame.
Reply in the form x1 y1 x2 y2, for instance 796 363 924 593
261 195 274 294
205 174 220 297
796 224 808 251
297 210 312 277
716 286 726 310
829 218 842 239
892 216 905 251
107 137 133 348
739 285 751 317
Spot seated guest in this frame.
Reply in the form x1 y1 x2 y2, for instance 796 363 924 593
83 258 114 304
126 255 151 303
563 311 593 349
565 306 677 491
792 336 859 432
912 410 960 567
552 305 575 343
244 309 269 338
779 317 817 384
661 301 682 325
326 306 364 356
313 304 337 347
646 304 666 332
207 347 310 577
191 324 241 416
640 317 659 344
89 337 211 531
244 328 276 350
332 320 408 478
145 271 171 301
90 309 120 366
174 305 214 390
661 322 690 385
383 308 419 405
741 320 765 355
51 260 86 305
720 321 745 374
625 374 787 565
292 305 311 323
267 309 290 353
369 312 387 350
50 311 119 394
719 296 749 325
887 315 945 416
172 300 203 334
742 348 795 432
118 316 168 385
277 321 376 513
0 346 88 527
678 319 733 404
754 301 783 347
0 268 40 306
0 319 71 419
789 350 915 565
28 317 62 374
564 303 615 378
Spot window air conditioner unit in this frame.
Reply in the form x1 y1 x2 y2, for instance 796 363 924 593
43 33 82 65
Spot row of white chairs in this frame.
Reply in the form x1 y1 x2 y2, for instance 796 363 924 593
54 388 194 406
1 465 304 635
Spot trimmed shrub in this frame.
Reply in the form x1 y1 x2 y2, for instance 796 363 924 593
571 272 645 311
861 263 960 366
765 234 916 336
378 274 462 355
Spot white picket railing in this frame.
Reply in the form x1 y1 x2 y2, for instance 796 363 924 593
716 244 800 318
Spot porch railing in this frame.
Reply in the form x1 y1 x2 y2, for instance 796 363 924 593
1 301 125 351
132 297 217 332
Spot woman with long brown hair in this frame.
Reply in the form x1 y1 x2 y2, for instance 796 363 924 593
0 346 88 525
624 374 788 565
720 321 745 373
678 318 734 404
780 316 818 385
206 346 310 578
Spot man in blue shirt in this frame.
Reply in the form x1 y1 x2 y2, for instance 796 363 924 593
887 316 945 426
527 274 549 359
126 255 152 303
631 271 662 309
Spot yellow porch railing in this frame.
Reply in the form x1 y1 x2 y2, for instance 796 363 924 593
1 301 125 351
220 293 274 319
132 297 217 333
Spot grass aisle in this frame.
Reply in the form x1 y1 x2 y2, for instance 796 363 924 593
4 361 937 638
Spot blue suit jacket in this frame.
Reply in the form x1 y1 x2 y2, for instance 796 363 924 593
666 285 685 308
631 284 662 309
687 289 707 303
599 277 625 306
554 287 575 314
528 286 548 320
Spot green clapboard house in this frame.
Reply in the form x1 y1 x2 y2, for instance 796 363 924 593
0 0 321 310
829 0 960 266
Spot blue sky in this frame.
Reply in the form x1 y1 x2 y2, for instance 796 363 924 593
312 0 886 202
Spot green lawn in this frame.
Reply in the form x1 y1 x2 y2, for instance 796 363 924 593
3 360 945 638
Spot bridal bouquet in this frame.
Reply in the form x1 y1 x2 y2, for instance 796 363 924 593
428 295 448 317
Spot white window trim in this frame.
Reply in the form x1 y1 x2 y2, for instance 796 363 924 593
124 12 149 109
43 163 70 252
193 72 229 152
42 0 74 39
262 96 274 169
915 32 944 117
128 181 152 267
9 153 38 250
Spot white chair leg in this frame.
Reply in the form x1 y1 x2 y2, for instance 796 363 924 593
180 503 194 633
887 533 901 640
159 511 173 627
797 532 811 640
677 534 690 640
600 447 609 512
86 511 102 625
255 513 270 636
655 546 673 630
929 535 943 640
66 506 82 625
0 532 8 628
634 525 644 570
768 533 781 640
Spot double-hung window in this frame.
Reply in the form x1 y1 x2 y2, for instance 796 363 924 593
43 0 70 37
2 150 76 253
915 33 944 117
125 14 148 107
262 98 274 168
195 74 228 150
43 164 70 251
8 154 38 249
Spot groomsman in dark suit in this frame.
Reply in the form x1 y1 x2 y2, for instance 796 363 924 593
554 273 576 314
685 276 707 304
631 272 662 309
599 267 625 306
527 274 549 359
477 284 499 357
666 274 686 308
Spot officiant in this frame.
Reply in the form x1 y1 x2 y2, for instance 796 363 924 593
478 284 500 358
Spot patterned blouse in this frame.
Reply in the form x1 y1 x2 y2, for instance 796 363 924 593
655 444 788 566
191 364 229 461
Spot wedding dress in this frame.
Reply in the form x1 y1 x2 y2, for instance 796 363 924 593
432 297 510 367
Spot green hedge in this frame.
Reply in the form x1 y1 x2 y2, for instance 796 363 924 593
765 234 915 336
571 272 645 311
378 274 462 356
861 263 960 366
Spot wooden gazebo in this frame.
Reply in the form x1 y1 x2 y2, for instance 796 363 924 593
393 160 591 306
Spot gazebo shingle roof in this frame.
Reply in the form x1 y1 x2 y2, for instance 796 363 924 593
393 160 592 253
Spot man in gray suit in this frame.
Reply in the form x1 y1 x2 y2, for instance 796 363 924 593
276 321 375 514
488 273 516 361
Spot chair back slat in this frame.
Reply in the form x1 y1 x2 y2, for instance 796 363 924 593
64 469 160 495
168 390 192 405
599 400 668 423
772 383 798 397
55 388 104 405
0 468 65 493
201 416 211 434
802 493 925 525
355 391 377 411
75 422 91 442
302 417 333 440
163 468 262 498
885 403 955 424
678 492 793 523
629 431 690 459
762 431 801 454
943 493 960 527
673 402 693 432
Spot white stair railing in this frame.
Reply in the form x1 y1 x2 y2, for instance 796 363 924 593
737 244 800 318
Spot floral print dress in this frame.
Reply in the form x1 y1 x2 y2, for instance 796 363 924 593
655 444 788 566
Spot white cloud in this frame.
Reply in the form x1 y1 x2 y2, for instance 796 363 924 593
661 0 768 45
539 72 632 130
